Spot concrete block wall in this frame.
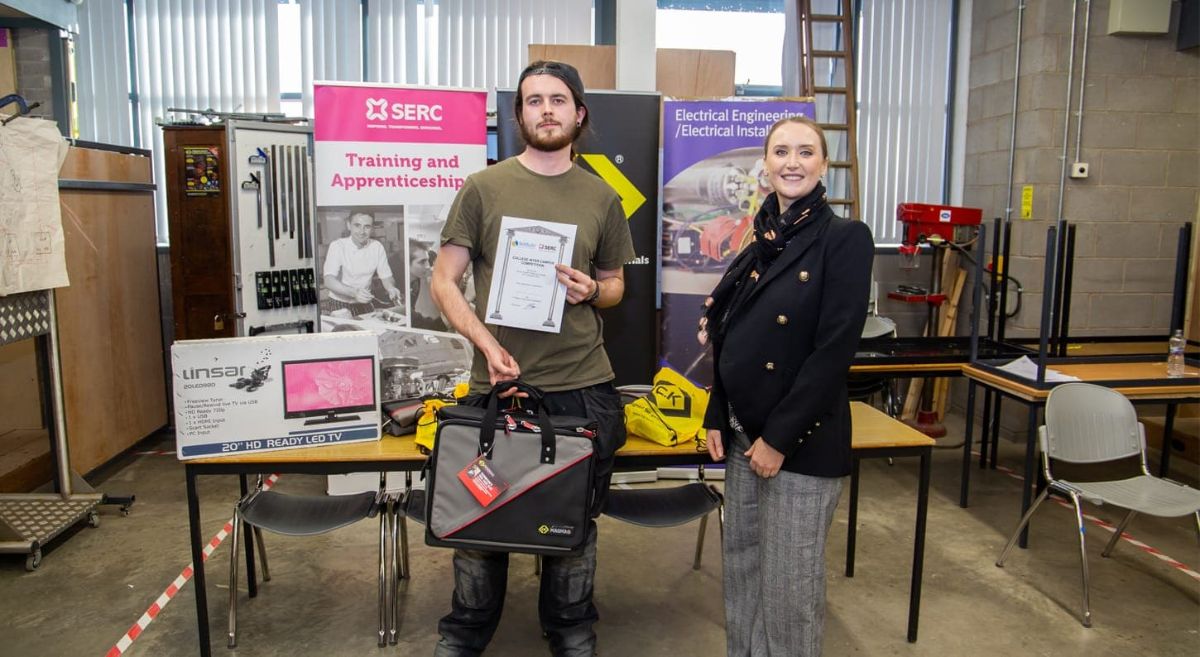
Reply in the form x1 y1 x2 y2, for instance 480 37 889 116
12 28 55 122
956 0 1198 448
964 0 1198 341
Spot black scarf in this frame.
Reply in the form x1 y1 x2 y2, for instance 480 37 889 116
702 182 830 345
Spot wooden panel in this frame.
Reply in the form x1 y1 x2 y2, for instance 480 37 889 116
60 147 153 183
55 147 167 474
656 48 736 99
0 429 51 493
0 340 41 431
527 44 616 89
527 45 736 99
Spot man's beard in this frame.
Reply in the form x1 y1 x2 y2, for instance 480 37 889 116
520 118 578 152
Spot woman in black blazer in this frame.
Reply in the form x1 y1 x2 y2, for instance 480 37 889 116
700 116 873 656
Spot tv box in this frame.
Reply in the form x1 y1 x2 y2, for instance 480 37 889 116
171 331 382 460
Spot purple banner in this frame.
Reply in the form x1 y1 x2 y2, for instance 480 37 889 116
662 100 814 184
659 99 815 384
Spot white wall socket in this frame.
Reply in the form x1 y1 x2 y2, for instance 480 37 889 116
1070 162 1089 179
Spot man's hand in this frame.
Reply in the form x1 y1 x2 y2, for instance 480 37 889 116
487 345 530 402
485 346 522 396
744 438 784 478
555 264 597 305
386 286 402 304
353 287 374 303
706 428 725 462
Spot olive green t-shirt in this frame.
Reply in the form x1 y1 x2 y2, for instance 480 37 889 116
441 157 636 393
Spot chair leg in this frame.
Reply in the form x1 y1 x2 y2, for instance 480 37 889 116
692 513 709 570
398 513 410 580
389 497 400 645
227 508 242 649
996 487 1052 567
714 487 725 548
252 527 270 581
377 507 388 647
1068 491 1092 628
1101 510 1136 558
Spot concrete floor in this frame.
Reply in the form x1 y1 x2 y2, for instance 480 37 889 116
1 411 1197 657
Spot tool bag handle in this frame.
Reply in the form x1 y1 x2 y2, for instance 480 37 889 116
478 380 558 464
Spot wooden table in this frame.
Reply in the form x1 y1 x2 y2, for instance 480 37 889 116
183 402 933 655
844 403 935 643
959 358 1200 548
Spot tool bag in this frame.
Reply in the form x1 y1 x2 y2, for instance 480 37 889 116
425 381 598 555
622 366 710 446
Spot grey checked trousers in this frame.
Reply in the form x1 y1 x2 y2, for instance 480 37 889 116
722 432 844 657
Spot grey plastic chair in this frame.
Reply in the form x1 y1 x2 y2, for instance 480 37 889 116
995 382 1200 627
227 474 397 648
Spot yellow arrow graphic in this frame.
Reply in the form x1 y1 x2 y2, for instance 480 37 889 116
578 154 646 219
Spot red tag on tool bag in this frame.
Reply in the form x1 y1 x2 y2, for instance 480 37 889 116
457 456 510 507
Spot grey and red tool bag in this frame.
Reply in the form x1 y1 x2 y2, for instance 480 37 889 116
425 381 597 555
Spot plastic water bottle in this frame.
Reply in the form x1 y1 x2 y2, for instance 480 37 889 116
1167 329 1186 378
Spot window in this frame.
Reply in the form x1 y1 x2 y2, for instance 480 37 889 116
279 0 303 118
656 0 785 92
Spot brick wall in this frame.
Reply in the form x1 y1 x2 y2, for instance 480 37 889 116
12 28 55 122
965 0 1198 340
956 0 1198 455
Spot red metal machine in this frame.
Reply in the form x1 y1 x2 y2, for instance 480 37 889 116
897 202 984 246
890 203 984 438
891 202 984 303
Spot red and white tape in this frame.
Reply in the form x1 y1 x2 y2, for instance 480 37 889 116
105 474 280 657
971 451 1200 583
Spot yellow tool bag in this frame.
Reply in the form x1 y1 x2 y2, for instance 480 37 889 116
414 383 469 453
623 366 709 446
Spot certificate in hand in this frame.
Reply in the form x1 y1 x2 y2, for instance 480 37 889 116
485 216 577 333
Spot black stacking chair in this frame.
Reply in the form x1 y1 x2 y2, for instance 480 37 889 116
394 485 426 581
606 385 725 570
227 474 396 648
603 470 724 570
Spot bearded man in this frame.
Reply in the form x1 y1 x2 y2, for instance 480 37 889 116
428 60 634 657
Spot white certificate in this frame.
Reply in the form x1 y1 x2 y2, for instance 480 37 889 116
485 216 577 333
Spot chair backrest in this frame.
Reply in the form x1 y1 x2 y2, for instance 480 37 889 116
1043 383 1142 464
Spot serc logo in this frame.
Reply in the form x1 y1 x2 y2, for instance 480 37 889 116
363 98 444 124
365 98 389 121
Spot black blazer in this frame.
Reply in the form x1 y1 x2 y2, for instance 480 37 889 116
702 205 874 478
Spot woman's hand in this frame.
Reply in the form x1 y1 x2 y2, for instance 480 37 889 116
705 428 725 462
744 438 783 478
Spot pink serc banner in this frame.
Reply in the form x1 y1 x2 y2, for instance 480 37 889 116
314 84 487 145
313 83 489 207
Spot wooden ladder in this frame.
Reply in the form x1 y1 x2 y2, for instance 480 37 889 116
796 0 860 221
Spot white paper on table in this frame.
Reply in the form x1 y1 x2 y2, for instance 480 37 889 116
484 216 577 334
996 356 1080 382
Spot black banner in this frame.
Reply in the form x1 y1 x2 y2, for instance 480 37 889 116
497 90 660 386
